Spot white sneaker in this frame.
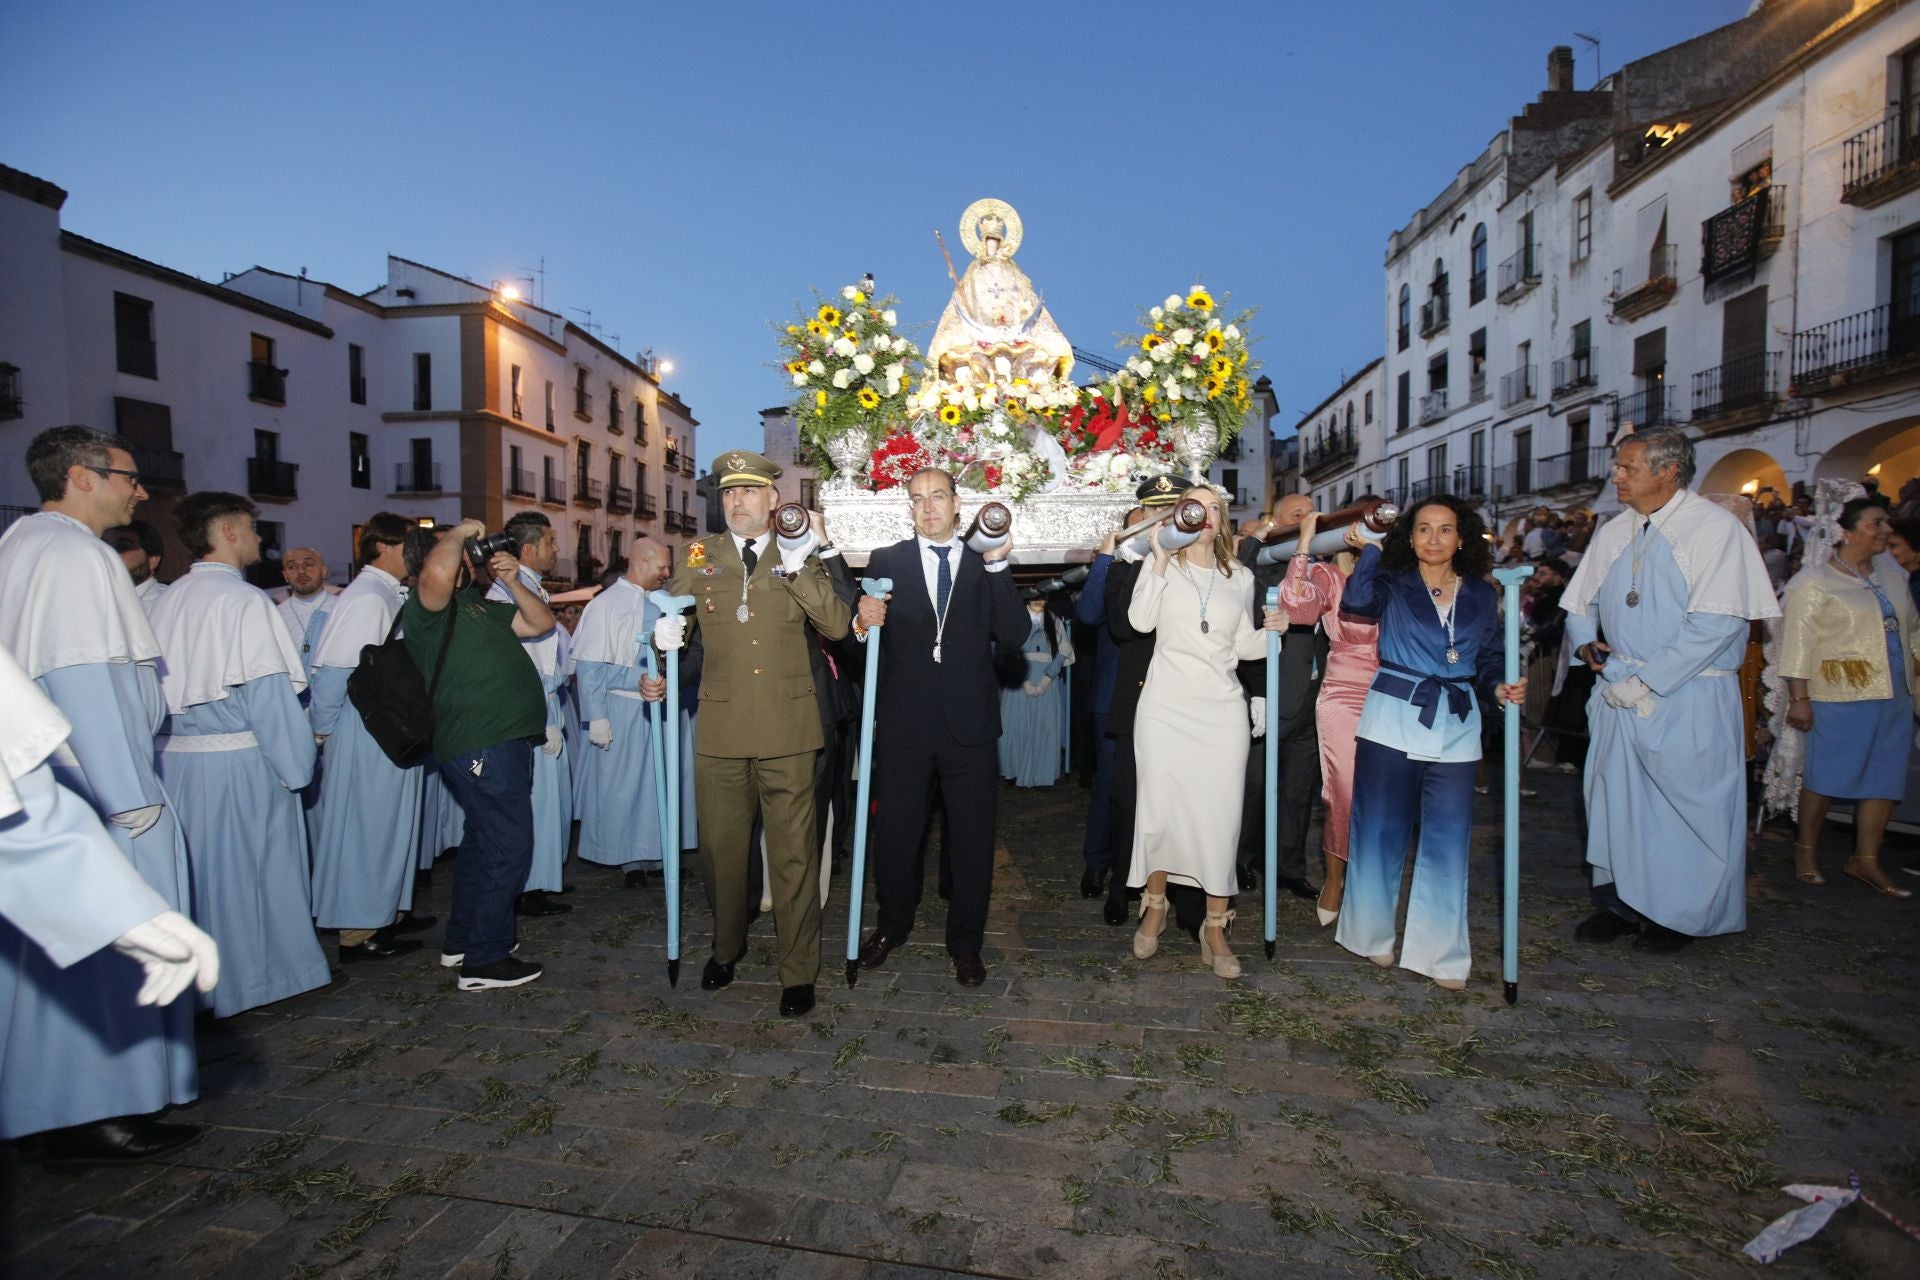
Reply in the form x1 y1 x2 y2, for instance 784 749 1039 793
457 956 543 991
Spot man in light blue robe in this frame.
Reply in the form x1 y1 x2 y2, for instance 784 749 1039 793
0 426 201 1160
1562 430 1779 952
149 493 332 1016
275 546 336 676
307 513 427 962
487 513 573 911
572 540 689 885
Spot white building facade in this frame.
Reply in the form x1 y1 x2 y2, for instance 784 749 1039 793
0 166 697 585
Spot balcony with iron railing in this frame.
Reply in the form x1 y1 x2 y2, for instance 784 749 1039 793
1453 464 1487 498
1533 446 1612 491
1499 365 1536 408
541 474 566 505
1407 474 1453 504
0 363 21 420
1610 385 1683 431
1792 301 1920 392
1497 244 1539 302
247 456 298 501
1841 108 1920 207
1381 484 1407 508
130 444 186 491
1610 244 1679 321
638 494 658 519
1491 460 1532 498
606 481 634 515
573 476 603 508
508 467 535 498
247 360 287 404
1418 388 1449 424
1692 352 1783 422
1301 425 1359 476
394 462 441 493
681 456 695 478
1419 289 1450 338
665 446 681 471
1466 369 1487 404
1702 186 1786 285
1551 351 1596 398
574 388 593 420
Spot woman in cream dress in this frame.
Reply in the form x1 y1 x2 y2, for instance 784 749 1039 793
1127 486 1284 978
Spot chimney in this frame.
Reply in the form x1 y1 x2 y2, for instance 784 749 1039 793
1547 45 1575 93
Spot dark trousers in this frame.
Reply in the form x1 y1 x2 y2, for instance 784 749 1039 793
1083 712 1116 868
1237 709 1320 882
438 739 535 967
815 718 855 862
872 728 997 954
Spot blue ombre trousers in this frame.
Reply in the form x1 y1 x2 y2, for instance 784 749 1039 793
1334 737 1476 983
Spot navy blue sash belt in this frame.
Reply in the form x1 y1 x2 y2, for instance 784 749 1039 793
1372 658 1474 728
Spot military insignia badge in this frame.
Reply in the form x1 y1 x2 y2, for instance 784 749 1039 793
686 540 707 569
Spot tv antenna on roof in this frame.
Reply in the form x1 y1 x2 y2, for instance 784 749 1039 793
517 257 546 309
1574 32 1601 88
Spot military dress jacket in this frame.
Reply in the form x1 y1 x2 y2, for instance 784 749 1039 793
671 533 851 759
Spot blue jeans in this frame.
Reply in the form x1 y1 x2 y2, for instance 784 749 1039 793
438 739 535 967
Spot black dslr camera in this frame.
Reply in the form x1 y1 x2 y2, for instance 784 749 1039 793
463 529 520 576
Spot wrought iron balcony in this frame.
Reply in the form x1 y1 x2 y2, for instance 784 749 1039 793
665 446 681 472
508 467 535 498
1692 352 1782 420
1453 464 1487 498
1418 389 1449 424
1407 474 1453 504
1792 301 1920 392
638 494 659 518
573 476 603 508
1842 109 1920 207
606 481 634 514
247 360 287 404
682 456 695 478
1419 291 1449 338
1499 365 1536 408
1533 446 1612 491
1497 245 1539 302
394 462 441 493
1301 425 1359 477
1466 370 1487 404
542 475 566 505
1703 186 1785 284
0 363 21 420
1610 386 1682 431
131 445 186 491
1610 245 1679 320
1551 352 1595 398
1490 460 1532 498
247 457 298 500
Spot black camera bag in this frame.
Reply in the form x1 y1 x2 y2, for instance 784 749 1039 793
346 596 457 767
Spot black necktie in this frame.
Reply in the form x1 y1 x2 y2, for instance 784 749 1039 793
742 538 758 576
933 545 952 615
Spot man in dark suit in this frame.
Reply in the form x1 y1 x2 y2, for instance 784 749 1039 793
853 467 1029 986
1233 493 1328 900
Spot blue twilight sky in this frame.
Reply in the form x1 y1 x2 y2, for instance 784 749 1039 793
3 0 1752 460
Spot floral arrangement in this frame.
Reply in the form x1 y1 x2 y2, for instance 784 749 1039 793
777 284 920 466
1113 287 1258 452
867 430 929 490
1051 392 1176 491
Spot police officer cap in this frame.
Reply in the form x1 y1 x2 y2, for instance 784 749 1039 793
714 450 782 489
1135 473 1185 507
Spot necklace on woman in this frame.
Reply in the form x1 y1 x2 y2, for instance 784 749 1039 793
1832 553 1900 631
1429 588 1460 665
1177 559 1219 633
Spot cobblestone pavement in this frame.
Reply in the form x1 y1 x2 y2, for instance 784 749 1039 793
6 769 1919 1279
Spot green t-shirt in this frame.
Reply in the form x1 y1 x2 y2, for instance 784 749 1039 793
401 586 547 762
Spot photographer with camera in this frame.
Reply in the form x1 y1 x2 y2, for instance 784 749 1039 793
401 519 554 990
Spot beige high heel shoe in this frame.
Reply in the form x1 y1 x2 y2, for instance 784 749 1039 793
1198 909 1241 980
1317 857 1346 927
1132 890 1170 959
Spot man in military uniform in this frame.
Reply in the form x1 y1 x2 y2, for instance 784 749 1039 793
657 451 850 1017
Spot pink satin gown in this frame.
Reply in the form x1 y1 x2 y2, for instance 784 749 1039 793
1310 569 1381 863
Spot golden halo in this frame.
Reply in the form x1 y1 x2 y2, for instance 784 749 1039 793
958 198 1023 260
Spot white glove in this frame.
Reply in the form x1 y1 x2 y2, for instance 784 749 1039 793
541 724 564 757
109 804 165 837
1022 681 1040 697
112 910 219 1007
1250 696 1268 739
588 718 613 749
1033 675 1052 696
1116 537 1146 564
653 615 688 652
1601 675 1655 718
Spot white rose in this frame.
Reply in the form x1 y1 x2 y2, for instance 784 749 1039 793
1208 317 1223 331
886 362 905 380
792 372 808 387
981 387 999 409
883 309 898 326
808 359 826 376
893 337 909 355
831 369 853 389
1152 344 1174 364
1164 294 1183 311
1172 328 1194 345
962 390 980 411
1129 358 1150 376
994 355 1013 379
1164 379 1184 402
841 285 859 301
832 337 857 358
1149 305 1164 321
853 353 876 375
886 374 901 396
1109 452 1134 476
1192 341 1210 358
1224 324 1241 340
988 422 1008 438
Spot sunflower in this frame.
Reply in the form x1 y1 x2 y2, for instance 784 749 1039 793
1204 331 1225 351
814 390 829 412
1187 288 1214 311
938 404 963 426
806 320 828 338
1209 357 1234 379
817 304 842 326
856 387 881 409
1141 334 1165 353
1142 384 1158 404
785 360 806 375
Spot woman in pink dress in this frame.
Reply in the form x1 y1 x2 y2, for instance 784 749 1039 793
1304 520 1381 925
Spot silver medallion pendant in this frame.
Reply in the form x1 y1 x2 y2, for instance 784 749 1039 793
932 643 943 664
1625 589 1640 608
1886 616 1900 633
1201 620 1210 634
1446 647 1459 666
735 603 750 624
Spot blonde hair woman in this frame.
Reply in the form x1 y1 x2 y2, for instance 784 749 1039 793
1126 486 1284 978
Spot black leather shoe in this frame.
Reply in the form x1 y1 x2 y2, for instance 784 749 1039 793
1633 924 1694 954
779 984 816 1017
701 957 736 990
1573 909 1640 944
952 952 987 987
42 1115 203 1166
414 868 432 891
1080 869 1106 899
1103 895 1128 926
388 912 437 935
1236 863 1258 892
857 930 902 970
515 892 572 917
1277 876 1320 902
341 935 422 962
624 868 654 889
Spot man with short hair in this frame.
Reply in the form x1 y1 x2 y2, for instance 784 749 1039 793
854 466 1029 987
663 451 849 1016
276 546 337 672
1562 428 1778 953
308 513 428 963
104 519 168 611
0 425 200 1162
148 492 331 1016
486 511 573 915
403 520 555 990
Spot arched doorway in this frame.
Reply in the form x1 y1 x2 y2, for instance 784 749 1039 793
1700 447 1789 506
1812 414 1920 493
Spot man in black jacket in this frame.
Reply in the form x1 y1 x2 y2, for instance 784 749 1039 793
852 467 1029 986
